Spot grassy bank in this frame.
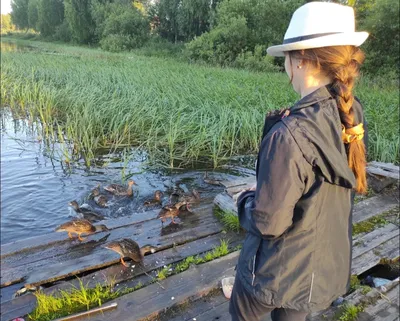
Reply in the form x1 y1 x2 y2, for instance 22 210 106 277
1 37 399 167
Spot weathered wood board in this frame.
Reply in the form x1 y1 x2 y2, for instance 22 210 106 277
85 251 240 321
367 162 400 180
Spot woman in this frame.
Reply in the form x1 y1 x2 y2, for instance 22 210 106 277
229 2 369 321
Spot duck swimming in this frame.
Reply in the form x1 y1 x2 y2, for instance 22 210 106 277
91 188 109 208
104 239 156 267
69 201 105 222
104 180 137 197
144 190 164 206
179 189 201 211
157 201 187 224
55 219 109 241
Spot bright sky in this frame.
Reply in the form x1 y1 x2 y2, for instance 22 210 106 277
1 0 12 15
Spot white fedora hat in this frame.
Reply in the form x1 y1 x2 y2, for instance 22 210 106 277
267 2 369 57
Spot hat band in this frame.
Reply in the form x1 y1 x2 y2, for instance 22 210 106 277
283 32 343 44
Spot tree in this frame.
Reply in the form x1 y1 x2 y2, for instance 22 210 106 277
11 0 29 30
1 14 16 32
37 0 64 37
156 0 181 42
178 0 211 40
64 0 95 43
28 0 39 30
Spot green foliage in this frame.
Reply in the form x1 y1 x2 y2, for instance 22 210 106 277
28 0 39 30
156 240 230 280
1 14 16 34
64 0 95 44
54 20 71 42
186 0 305 67
37 0 64 37
352 213 389 236
214 209 240 232
359 0 399 78
335 303 364 321
11 0 29 30
233 45 280 73
28 278 143 321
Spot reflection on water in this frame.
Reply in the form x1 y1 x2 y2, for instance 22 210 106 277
0 108 226 245
0 41 36 53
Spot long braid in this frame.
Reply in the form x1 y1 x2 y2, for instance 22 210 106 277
290 46 368 194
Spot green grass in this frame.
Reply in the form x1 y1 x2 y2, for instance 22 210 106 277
335 303 364 321
156 239 230 280
28 279 143 321
214 208 241 232
1 37 399 168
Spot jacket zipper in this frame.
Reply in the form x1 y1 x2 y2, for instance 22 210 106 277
251 255 257 286
308 273 315 303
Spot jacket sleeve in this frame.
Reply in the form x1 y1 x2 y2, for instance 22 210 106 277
237 125 307 238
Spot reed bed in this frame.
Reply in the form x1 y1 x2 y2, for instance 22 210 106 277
1 38 398 167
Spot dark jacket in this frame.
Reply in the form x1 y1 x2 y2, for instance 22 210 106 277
236 85 367 312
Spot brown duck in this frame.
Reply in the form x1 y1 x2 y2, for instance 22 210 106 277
104 180 137 197
157 201 186 224
69 201 105 222
179 189 201 211
91 188 109 208
104 239 156 267
55 219 109 241
144 190 163 206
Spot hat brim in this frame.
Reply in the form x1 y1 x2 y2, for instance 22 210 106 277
266 32 369 57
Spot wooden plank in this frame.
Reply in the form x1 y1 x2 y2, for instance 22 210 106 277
369 162 400 173
310 278 399 321
214 193 238 214
0 201 214 258
1 204 218 288
227 182 255 196
1 232 243 321
219 176 255 189
352 236 400 276
353 195 399 224
84 251 240 321
358 284 399 321
367 167 400 180
352 224 399 258
214 192 399 226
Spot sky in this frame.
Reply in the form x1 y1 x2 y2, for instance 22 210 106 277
1 0 12 15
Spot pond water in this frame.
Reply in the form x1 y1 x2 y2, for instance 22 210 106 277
1 40 252 245
0 107 238 245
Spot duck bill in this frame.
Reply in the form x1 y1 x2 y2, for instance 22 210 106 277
55 227 65 232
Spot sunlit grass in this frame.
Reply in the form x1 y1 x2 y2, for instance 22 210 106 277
1 37 398 168
28 279 143 321
156 239 230 280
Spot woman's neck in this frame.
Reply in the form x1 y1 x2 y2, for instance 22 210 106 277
300 75 332 98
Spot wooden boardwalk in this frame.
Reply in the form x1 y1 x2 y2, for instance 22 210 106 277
1 163 399 321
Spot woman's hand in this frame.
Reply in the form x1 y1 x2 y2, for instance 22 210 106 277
233 183 257 205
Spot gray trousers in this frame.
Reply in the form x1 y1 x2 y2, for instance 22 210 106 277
229 276 309 321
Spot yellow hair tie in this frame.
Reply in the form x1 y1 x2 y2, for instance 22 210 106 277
342 123 364 144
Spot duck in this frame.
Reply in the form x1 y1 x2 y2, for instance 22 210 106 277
157 201 187 224
69 200 105 222
104 238 156 267
144 190 164 206
179 189 201 210
203 171 223 186
55 219 109 241
91 188 109 208
104 180 137 197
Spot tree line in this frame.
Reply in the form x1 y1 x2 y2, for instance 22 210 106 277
7 0 399 77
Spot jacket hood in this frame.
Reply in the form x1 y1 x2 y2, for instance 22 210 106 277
283 86 356 189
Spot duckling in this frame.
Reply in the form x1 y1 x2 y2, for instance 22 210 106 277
104 180 137 197
55 219 109 241
104 239 156 267
144 190 164 206
69 201 105 222
13 285 44 298
179 189 201 212
157 201 186 224
91 188 109 208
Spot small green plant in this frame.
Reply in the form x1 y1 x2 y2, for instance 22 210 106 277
28 278 142 321
349 275 361 293
335 303 364 321
214 209 240 232
156 239 231 281
352 214 389 236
